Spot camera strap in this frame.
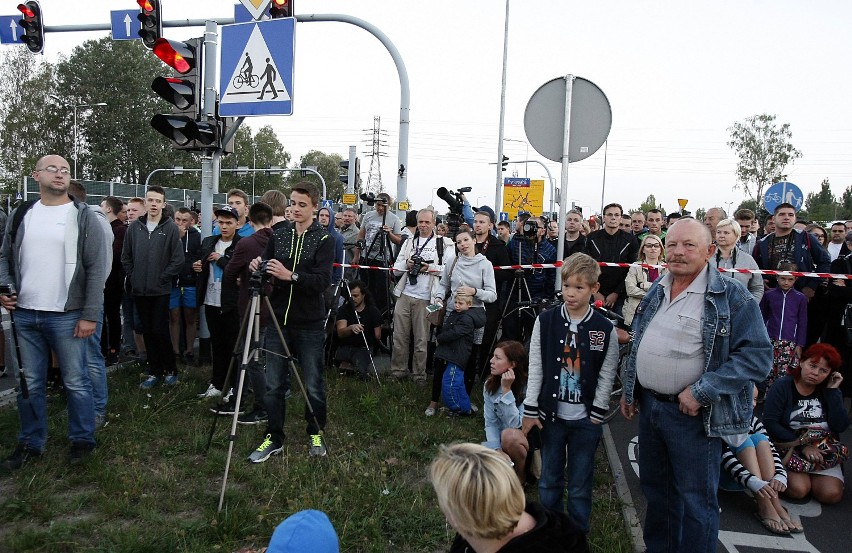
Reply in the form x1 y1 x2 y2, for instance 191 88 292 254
413 235 433 257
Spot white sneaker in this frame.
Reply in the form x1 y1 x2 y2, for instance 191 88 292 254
470 404 479 413
196 384 222 399
424 406 436 417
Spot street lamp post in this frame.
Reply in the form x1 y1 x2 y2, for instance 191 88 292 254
503 138 529 178
49 96 107 179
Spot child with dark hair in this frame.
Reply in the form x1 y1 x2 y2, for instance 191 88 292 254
483 340 530 482
760 262 808 391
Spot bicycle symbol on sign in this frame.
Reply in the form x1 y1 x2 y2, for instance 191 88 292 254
764 191 782 203
233 53 259 89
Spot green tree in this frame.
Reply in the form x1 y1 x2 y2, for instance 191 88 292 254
838 185 852 221
727 114 802 207
220 125 290 198
635 194 659 214
285 150 344 201
695 208 706 221
736 198 759 214
803 178 838 223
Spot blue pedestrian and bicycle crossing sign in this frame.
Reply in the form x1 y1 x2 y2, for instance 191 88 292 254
764 181 803 213
0 14 24 44
110 10 142 41
321 199 333 209
219 18 295 117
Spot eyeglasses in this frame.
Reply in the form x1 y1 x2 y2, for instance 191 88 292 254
644 243 662 248
37 165 70 175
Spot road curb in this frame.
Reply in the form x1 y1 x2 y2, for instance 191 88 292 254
602 422 645 553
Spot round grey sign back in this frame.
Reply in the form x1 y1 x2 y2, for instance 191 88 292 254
523 76 611 163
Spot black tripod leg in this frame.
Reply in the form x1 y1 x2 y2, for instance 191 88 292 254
205 304 253 453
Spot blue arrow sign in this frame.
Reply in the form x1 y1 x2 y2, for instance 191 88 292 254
219 18 295 117
0 15 24 45
499 212 509 222
110 10 141 41
764 181 803 213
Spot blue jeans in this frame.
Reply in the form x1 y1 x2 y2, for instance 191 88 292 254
639 390 721 553
14 308 95 451
86 307 108 417
538 416 602 534
262 326 326 443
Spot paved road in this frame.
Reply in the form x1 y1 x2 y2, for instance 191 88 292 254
604 407 852 553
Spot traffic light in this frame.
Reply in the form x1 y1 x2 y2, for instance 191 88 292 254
150 37 218 150
17 1 44 54
270 0 293 18
339 160 349 185
501 155 509 171
136 0 162 49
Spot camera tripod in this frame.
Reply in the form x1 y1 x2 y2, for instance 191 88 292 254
490 238 541 349
209 277 325 512
358 205 397 350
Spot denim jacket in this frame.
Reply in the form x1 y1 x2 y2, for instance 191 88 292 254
622 264 772 437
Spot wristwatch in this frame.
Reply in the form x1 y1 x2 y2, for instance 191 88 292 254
291 272 300 283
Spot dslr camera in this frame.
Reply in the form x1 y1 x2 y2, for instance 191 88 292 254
408 254 434 286
0 284 15 296
249 260 271 291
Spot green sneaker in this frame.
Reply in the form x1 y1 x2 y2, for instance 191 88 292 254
309 434 327 457
248 434 282 464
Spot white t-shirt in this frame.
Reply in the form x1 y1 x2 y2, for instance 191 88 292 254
18 201 76 312
146 219 158 233
828 241 842 261
204 239 231 307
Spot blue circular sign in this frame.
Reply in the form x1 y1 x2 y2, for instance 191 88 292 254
764 181 803 213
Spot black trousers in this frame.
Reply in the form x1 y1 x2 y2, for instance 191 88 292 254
205 306 240 392
135 294 176 377
102 271 124 354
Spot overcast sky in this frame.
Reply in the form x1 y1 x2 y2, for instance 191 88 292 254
24 0 852 216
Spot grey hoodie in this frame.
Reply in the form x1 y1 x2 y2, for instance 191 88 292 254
0 197 107 322
435 252 497 309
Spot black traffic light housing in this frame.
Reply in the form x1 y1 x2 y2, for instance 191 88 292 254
137 0 163 49
17 1 44 54
501 155 509 171
339 160 349 185
151 37 215 150
270 0 294 18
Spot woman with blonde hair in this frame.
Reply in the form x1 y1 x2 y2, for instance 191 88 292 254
623 234 666 327
429 443 587 553
710 218 763 302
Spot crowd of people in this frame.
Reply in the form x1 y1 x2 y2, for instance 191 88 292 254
2 154 852 552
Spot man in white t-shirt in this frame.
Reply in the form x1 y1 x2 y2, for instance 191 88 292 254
352 193 402 318
0 155 108 470
827 222 847 261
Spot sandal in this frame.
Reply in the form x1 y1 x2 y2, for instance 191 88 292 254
778 508 804 533
753 512 790 535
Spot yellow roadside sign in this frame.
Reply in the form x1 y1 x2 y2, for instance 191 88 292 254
502 178 544 216
398 201 410 211
342 194 357 205
677 198 688 210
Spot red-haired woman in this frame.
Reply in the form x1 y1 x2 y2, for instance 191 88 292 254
763 343 849 504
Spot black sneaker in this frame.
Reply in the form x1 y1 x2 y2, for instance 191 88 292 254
209 399 245 416
1 444 41 471
69 442 95 466
237 410 269 425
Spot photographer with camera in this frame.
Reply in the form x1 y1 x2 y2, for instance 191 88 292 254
353 192 401 317
390 209 455 384
503 214 557 344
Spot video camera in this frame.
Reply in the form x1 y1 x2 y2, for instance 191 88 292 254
517 214 548 241
360 192 387 207
249 260 271 292
436 187 471 214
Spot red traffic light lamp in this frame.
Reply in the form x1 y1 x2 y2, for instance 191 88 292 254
270 0 293 18
152 38 196 75
17 1 44 54
137 0 163 50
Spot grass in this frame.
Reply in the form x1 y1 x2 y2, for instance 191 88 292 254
0 359 632 553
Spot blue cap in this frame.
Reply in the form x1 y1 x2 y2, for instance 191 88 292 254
267 510 339 553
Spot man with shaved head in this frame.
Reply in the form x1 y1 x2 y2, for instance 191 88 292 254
0 155 108 470
620 218 772 553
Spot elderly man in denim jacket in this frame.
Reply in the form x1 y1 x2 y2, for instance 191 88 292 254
619 218 772 553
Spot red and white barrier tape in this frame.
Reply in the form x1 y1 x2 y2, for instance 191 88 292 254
335 261 852 280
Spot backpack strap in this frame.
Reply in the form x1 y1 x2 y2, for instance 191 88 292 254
437 234 445 264
9 200 37 244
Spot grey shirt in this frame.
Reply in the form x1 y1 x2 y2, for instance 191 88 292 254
635 267 708 394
